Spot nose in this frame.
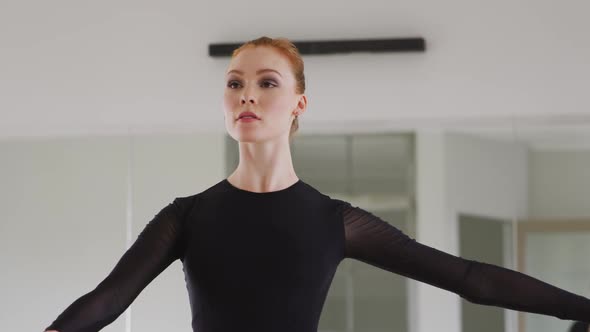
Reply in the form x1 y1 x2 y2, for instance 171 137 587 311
240 85 257 105
240 95 256 105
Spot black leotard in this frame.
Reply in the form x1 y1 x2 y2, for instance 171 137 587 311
45 178 590 331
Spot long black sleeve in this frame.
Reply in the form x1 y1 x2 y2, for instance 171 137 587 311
45 197 191 332
340 200 590 322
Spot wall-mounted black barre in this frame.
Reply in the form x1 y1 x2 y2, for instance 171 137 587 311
209 37 426 57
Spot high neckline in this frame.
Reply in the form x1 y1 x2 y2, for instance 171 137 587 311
223 178 303 195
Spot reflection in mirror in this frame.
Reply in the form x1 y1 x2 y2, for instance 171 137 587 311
453 123 590 332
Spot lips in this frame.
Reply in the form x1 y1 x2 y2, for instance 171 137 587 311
238 111 260 120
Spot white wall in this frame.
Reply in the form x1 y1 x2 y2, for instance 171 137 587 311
0 137 129 332
415 130 528 332
529 149 590 219
0 133 224 332
2 0 590 139
446 132 528 221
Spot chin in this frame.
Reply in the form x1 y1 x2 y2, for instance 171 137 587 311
229 131 265 143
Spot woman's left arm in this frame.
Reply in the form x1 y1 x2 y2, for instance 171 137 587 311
338 199 590 322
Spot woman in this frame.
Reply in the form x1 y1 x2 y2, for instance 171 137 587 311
45 36 590 332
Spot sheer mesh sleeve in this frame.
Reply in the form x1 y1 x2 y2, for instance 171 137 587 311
339 200 590 322
44 196 193 332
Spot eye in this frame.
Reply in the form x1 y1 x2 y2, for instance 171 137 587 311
261 80 277 88
227 81 240 89
226 79 277 89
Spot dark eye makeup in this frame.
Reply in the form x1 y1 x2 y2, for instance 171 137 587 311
226 78 278 89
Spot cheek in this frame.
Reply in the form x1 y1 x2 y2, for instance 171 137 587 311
262 94 293 114
222 93 237 112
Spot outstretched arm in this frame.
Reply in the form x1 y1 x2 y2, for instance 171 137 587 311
338 199 590 322
44 196 194 332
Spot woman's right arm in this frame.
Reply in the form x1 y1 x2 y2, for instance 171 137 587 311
44 196 194 332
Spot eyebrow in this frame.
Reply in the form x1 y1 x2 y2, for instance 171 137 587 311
226 68 282 77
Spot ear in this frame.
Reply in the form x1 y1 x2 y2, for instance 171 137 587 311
295 94 307 116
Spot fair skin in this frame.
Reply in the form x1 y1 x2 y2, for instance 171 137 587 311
223 45 307 193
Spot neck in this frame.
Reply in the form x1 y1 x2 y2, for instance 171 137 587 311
227 139 298 193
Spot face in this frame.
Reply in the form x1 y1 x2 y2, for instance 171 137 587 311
223 46 306 143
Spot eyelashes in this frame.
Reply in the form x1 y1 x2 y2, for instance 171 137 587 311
226 79 277 89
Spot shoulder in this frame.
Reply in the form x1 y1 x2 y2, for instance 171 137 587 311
172 193 200 209
167 189 212 223
317 190 352 209
308 190 355 217
171 179 230 207
292 181 347 208
168 179 233 214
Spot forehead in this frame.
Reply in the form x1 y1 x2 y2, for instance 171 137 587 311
226 46 291 76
